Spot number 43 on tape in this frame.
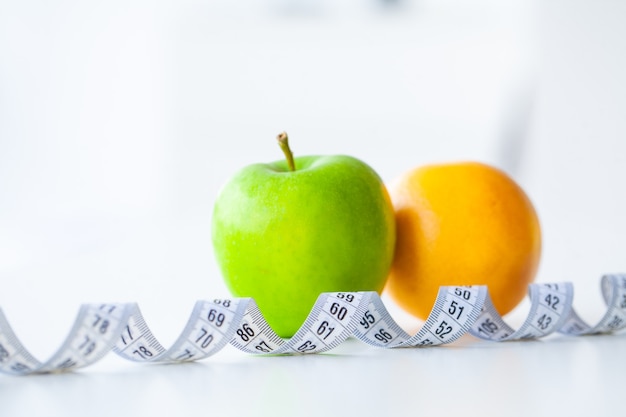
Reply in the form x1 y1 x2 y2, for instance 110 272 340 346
1 274 625 376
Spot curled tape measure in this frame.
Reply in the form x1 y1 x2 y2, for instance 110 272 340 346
1 274 625 376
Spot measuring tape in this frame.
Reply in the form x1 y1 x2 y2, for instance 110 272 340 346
1 274 625 376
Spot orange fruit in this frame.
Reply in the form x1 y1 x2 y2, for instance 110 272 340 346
384 161 541 320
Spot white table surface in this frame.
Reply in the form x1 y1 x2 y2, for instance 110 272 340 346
2 0 626 416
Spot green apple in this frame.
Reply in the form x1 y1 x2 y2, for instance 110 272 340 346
211 133 396 337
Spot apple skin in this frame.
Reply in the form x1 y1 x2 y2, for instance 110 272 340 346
211 154 396 337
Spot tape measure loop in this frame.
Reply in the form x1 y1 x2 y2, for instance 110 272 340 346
2 276 626 376
0 302 132 375
559 274 626 335
470 283 574 342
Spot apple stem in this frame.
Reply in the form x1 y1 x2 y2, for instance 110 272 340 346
277 132 296 172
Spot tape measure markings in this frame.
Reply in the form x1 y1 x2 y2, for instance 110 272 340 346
0 302 130 375
597 274 626 333
512 282 573 339
297 292 369 353
164 301 214 362
60 303 127 373
404 285 487 347
159 300 234 362
558 274 626 335
353 285 487 349
357 294 410 348
229 298 286 354
43 303 128 372
113 304 166 362
2 276 626 376
470 283 574 342
0 309 42 375
270 291 369 355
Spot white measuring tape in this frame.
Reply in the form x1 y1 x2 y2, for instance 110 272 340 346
1 274 625 376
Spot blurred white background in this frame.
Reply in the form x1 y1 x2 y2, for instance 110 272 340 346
1 0 625 359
